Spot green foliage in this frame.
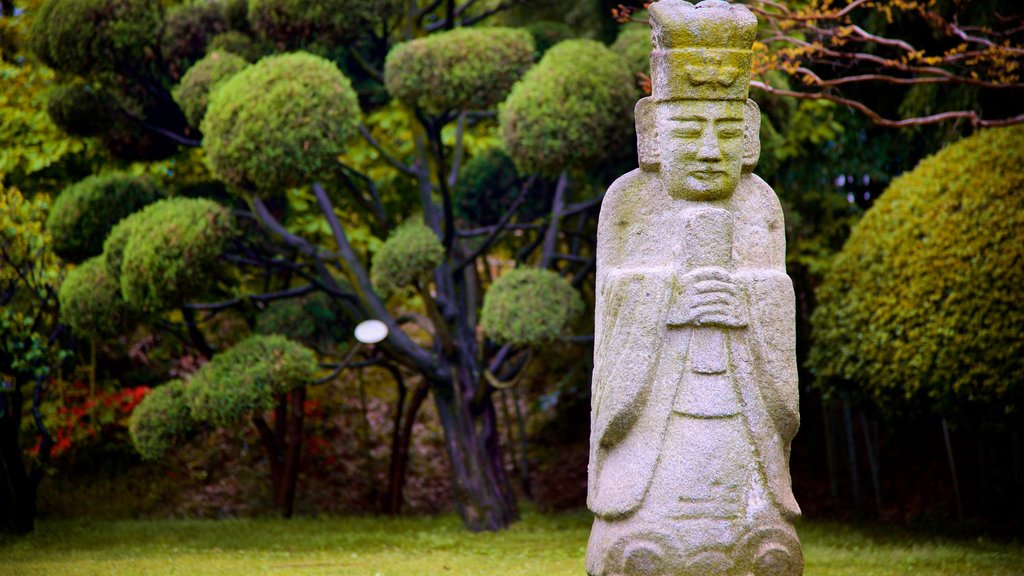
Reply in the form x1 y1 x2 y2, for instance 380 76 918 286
186 335 317 427
117 198 234 312
248 0 399 49
202 51 361 193
255 291 349 350
207 31 261 62
46 173 165 263
221 0 251 33
30 0 161 75
481 268 583 346
500 40 637 175
371 221 444 297
45 82 115 138
57 257 133 339
525 21 574 58
810 126 1024 418
611 26 650 86
173 50 249 128
161 0 230 79
129 380 193 461
384 27 535 115
454 148 530 227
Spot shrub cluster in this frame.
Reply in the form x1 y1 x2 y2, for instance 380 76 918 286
255 291 349 350
811 125 1024 417
129 380 193 461
500 40 637 175
248 0 400 49
57 257 133 339
173 50 249 128
30 0 161 75
454 149 527 227
371 221 445 297
161 1 230 79
46 82 115 137
611 26 651 86
202 52 361 193
384 27 535 114
481 268 583 346
525 21 574 58
207 31 262 62
46 173 165 263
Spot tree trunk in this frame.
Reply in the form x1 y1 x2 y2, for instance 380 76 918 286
276 387 305 518
0 387 35 534
432 377 518 531
387 381 429 515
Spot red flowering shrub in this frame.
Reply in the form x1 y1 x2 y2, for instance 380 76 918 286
30 380 150 460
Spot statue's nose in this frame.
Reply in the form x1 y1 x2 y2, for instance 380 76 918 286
697 130 722 161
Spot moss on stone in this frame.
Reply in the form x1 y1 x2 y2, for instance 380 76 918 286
46 82 115 138
117 198 235 312
248 0 400 49
500 40 637 175
186 335 318 427
58 257 134 339
525 21 574 59
30 0 161 75
811 125 1024 417
46 173 165 263
161 1 229 79
129 380 194 461
173 50 249 128
201 52 361 193
371 221 444 297
481 268 583 346
384 27 535 115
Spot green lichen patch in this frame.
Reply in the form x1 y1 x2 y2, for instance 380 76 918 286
481 268 583 346
371 221 444 297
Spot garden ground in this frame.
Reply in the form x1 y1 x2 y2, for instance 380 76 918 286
1 509 1022 575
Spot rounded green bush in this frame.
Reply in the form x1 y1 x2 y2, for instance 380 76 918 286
58 257 133 339
118 198 235 312
173 50 249 128
129 380 194 461
811 125 1024 417
500 40 637 175
248 0 400 49
371 221 444 297
46 82 115 137
526 21 574 58
255 291 348 350
46 173 165 263
30 0 161 75
222 0 251 33
207 31 261 62
611 26 651 84
384 27 535 114
202 52 361 193
187 335 318 426
454 149 532 227
161 1 229 79
481 268 583 346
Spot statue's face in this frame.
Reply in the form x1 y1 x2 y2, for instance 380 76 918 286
657 100 744 201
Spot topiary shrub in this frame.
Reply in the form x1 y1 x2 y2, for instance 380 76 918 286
202 52 361 193
221 0 250 32
58 257 134 339
117 197 235 312
161 1 229 79
30 0 161 75
481 268 583 346
248 0 400 49
384 27 535 115
207 30 261 62
611 25 651 87
371 221 444 297
255 291 349 350
129 380 194 461
500 39 637 175
525 21 574 58
173 50 249 128
46 173 165 263
46 82 116 137
186 335 318 426
811 125 1024 418
454 149 530 227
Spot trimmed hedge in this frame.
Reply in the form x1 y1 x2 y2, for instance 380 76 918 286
58 257 133 339
371 221 444 297
454 149 526 227
161 1 229 79
481 268 583 346
811 125 1024 417
248 0 400 49
384 27 535 114
46 82 115 137
129 380 194 461
173 50 249 128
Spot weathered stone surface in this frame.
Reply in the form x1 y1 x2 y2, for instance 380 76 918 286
587 1 803 575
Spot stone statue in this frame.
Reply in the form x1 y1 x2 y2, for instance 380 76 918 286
587 1 802 575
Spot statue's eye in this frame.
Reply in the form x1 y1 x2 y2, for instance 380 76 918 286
718 127 743 139
672 122 703 138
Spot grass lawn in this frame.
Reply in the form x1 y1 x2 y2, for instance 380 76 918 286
1 510 1021 575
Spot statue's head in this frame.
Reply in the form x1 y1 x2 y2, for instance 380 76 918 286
638 0 759 201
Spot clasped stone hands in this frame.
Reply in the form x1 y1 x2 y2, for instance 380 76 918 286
670 267 749 329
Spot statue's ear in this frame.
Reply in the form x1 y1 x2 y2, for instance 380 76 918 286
742 98 760 173
636 97 660 172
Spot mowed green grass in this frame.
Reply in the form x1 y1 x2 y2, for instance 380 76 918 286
1 510 1021 576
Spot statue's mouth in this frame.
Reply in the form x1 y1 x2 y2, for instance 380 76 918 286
688 169 726 181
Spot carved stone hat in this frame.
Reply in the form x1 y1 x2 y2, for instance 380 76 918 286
648 0 757 102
